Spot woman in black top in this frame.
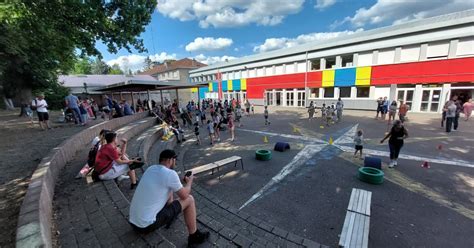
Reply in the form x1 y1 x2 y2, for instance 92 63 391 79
380 120 408 168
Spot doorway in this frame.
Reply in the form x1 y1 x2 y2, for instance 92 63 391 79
276 92 282 106
296 90 306 107
396 89 414 111
420 88 442 112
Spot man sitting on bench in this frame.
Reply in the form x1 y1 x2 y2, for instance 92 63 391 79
129 149 209 246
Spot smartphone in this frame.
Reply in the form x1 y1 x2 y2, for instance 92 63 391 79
184 171 192 177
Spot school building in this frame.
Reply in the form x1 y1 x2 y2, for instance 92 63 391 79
189 10 474 113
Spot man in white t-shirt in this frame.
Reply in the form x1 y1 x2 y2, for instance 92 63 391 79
32 93 51 130
129 149 209 245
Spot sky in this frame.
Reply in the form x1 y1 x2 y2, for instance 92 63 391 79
101 0 473 72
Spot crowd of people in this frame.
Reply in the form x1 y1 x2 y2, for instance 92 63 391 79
306 97 345 126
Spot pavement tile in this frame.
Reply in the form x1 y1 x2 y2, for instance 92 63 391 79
272 227 289 239
287 233 304 245
232 234 253 247
219 227 238 240
302 238 321 248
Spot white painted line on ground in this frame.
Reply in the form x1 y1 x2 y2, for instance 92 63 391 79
334 144 474 168
333 124 359 145
239 128 326 144
239 144 327 210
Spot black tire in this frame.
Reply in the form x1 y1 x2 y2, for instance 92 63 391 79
256 150 272 161
358 167 384 184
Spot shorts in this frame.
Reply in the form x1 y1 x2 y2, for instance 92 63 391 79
37 112 49 121
131 200 182 233
355 145 363 151
246 108 250 113
99 161 129 180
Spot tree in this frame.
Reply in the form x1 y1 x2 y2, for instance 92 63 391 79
71 57 93 74
109 64 124 75
144 56 153 71
0 1 155 107
91 58 111 74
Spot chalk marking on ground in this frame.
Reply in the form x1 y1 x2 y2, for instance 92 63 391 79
337 153 474 220
333 124 359 145
239 128 326 143
239 144 326 210
334 145 474 168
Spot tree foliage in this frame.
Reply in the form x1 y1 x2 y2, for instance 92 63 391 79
0 1 155 102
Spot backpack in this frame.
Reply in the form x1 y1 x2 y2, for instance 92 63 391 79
31 100 38 111
87 142 100 169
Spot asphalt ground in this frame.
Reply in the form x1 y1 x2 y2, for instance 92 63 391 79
180 106 474 248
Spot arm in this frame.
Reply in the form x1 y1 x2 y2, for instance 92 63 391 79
380 132 391 143
176 175 193 200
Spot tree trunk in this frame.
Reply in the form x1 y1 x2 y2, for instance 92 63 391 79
17 88 33 116
3 97 15 110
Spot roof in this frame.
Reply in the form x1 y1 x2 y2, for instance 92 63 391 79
95 80 207 92
140 58 207 75
58 74 158 87
191 9 474 74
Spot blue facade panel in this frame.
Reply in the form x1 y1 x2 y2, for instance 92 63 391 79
232 79 241 91
335 68 356 87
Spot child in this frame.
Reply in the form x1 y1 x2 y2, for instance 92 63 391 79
264 106 270 125
235 106 242 127
207 120 215 145
200 107 207 125
195 110 201 126
251 104 255 115
353 130 364 159
326 106 333 126
194 122 200 145
321 103 327 119
331 104 337 123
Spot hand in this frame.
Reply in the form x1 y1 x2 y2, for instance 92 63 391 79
380 140 384 144
184 175 194 184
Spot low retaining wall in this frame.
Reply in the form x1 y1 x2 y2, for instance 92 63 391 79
16 112 152 248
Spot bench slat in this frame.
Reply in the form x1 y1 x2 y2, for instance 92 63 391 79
347 188 356 213
354 214 365 248
214 156 241 166
359 190 366 216
348 188 371 217
339 210 352 247
189 163 218 175
362 214 370 248
344 212 357 248
366 192 372 216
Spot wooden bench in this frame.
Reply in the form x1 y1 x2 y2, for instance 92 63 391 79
186 156 243 177
339 188 372 248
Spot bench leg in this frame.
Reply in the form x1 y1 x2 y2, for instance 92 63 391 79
211 168 214 175
241 160 244 170
234 161 237 167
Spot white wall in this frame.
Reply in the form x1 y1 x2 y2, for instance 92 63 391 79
275 65 284 75
427 41 449 58
357 52 373 66
457 37 474 56
378 49 395 64
374 87 391 99
297 62 306 72
400 45 421 62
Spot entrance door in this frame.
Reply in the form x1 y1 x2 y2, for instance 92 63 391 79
286 91 294 106
275 92 282 106
265 91 273 106
396 89 414 111
296 91 305 107
420 89 442 112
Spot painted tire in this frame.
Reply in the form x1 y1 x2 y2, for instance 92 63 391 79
358 167 384 185
256 150 272 161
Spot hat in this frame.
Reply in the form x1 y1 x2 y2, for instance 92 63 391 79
159 149 177 161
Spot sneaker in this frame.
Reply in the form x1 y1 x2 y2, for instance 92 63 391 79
394 160 398 166
188 229 210 246
388 161 394 168
117 175 130 182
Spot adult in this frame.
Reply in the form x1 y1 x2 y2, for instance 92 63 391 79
382 97 389 120
463 98 473 121
308 101 315 121
94 132 141 188
65 93 84 125
245 100 251 116
32 93 51 130
336 97 344 122
387 101 397 124
398 101 408 123
454 98 462 131
444 100 456 132
129 150 209 245
375 97 383 119
380 120 408 168
112 100 124 118
123 100 134 116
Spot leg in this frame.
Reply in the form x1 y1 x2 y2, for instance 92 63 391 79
128 170 137 184
454 115 459 130
178 195 197 234
446 117 452 132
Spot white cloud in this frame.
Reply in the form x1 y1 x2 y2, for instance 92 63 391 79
157 0 304 28
194 54 237 65
106 52 177 72
185 37 233 52
253 29 363 53
334 0 471 28
315 0 336 10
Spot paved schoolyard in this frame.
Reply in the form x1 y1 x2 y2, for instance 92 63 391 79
179 106 474 247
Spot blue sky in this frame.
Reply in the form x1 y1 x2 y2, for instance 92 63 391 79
101 0 471 71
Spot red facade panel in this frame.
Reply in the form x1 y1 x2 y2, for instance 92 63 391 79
247 73 306 99
371 57 474 85
307 71 322 88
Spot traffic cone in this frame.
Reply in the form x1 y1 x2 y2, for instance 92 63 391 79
263 136 268 143
320 125 324 129
421 161 430 168
293 126 300 133
329 136 333 145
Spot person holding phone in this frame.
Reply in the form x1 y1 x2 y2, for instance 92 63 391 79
380 120 408 168
129 149 209 245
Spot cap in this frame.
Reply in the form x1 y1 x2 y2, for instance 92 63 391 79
159 149 177 162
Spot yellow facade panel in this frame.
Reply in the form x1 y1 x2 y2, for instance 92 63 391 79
241 78 247 90
322 70 335 87
355 66 371 86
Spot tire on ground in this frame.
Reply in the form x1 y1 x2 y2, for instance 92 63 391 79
358 167 384 184
256 149 272 161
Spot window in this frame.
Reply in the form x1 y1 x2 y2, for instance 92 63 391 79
265 66 273 76
457 37 474 57
325 57 336 69
341 54 354 68
378 49 395 64
400 45 420 62
357 52 372 66
324 87 334 98
356 87 370 98
339 87 351 98
297 62 306 72
311 59 321 70
427 41 449 59
275 65 283 74
310 88 319 98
